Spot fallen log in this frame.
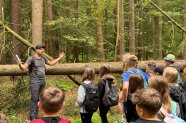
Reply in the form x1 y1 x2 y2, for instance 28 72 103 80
0 60 185 76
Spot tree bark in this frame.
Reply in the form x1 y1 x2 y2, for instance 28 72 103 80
0 0 4 64
46 0 57 57
32 0 43 46
119 0 124 57
73 0 79 63
137 0 143 60
96 19 105 61
183 0 186 59
155 0 162 60
129 0 135 53
11 0 23 63
0 60 185 76
66 0 71 62
94 0 105 61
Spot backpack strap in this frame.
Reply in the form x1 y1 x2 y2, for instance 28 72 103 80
171 101 177 115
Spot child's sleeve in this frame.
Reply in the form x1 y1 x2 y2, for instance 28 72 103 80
77 85 85 106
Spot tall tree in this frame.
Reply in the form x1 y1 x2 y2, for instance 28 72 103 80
155 0 163 59
95 0 105 61
32 0 43 46
46 0 57 56
11 0 22 63
129 0 135 53
137 0 143 60
115 0 124 61
86 2 92 62
73 0 79 62
0 0 3 64
66 0 71 62
183 0 186 59
118 0 124 57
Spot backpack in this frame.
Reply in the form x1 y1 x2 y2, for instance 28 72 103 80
102 79 119 107
164 114 186 123
181 91 186 112
30 118 70 123
128 69 148 88
82 83 99 113
159 107 186 123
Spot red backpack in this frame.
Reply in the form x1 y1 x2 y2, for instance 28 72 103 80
30 118 70 123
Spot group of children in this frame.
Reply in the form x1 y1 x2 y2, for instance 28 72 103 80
30 53 186 123
117 54 186 123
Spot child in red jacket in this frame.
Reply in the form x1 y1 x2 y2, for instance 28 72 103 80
30 86 70 123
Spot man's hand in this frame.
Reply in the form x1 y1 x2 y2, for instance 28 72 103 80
59 52 65 59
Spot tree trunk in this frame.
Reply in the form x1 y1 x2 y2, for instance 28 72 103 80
73 0 79 63
137 0 143 60
183 0 186 59
86 2 92 62
155 0 162 59
11 0 22 63
66 0 71 62
32 0 43 46
46 0 57 57
129 0 135 53
118 0 124 57
0 60 185 76
95 0 105 61
96 19 105 61
0 0 4 64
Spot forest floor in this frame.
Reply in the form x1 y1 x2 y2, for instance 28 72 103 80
0 75 121 123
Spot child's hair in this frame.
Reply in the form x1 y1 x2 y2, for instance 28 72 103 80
128 73 144 93
148 76 172 113
99 65 111 79
163 67 178 84
126 55 138 67
39 86 65 114
132 88 162 116
82 67 95 81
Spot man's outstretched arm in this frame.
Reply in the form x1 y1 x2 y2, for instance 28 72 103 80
47 52 65 66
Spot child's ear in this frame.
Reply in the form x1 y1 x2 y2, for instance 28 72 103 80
38 101 43 110
136 105 144 118
61 102 65 109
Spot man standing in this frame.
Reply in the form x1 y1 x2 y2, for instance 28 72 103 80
153 54 182 86
17 44 65 121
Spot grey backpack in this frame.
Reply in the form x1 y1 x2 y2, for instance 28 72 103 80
102 79 119 107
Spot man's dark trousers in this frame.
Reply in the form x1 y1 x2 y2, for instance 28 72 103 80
29 80 45 121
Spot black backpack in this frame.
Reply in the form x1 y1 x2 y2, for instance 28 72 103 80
82 83 99 113
102 79 119 107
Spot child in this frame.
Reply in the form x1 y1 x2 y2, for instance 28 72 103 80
126 73 144 122
77 67 96 123
30 86 70 123
98 65 116 123
130 88 165 123
148 76 181 119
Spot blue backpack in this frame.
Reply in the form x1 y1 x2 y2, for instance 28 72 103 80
128 69 148 88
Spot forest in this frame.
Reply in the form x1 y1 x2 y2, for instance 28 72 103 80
0 0 186 123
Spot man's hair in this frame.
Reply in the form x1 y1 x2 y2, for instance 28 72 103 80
132 88 162 116
39 86 65 114
82 67 95 81
129 73 144 93
126 55 138 67
163 67 178 84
